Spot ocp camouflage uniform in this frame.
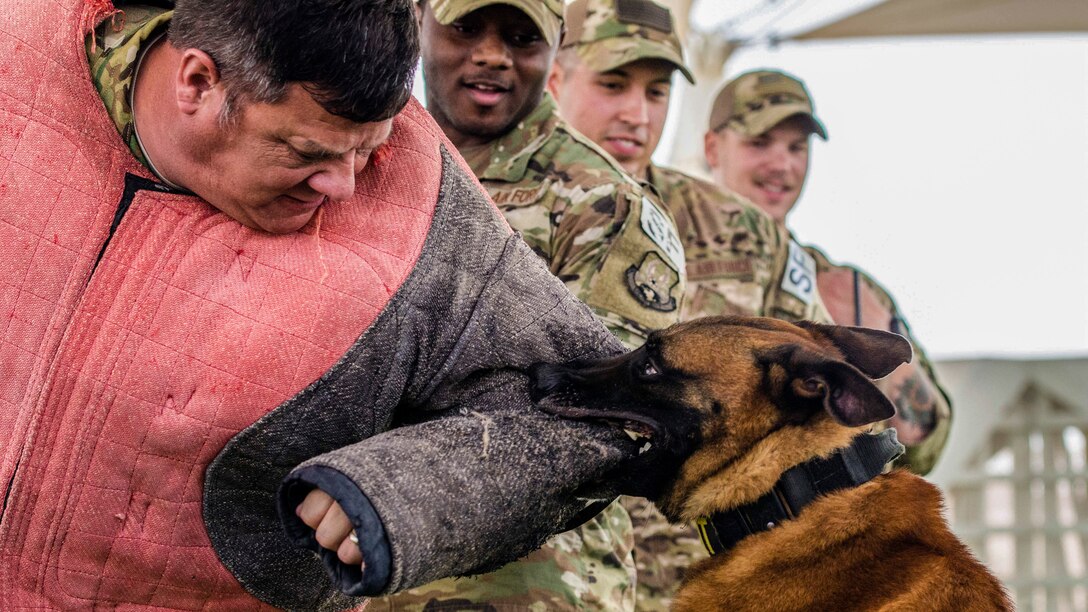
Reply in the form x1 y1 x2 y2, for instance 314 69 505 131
805 245 953 475
86 4 171 167
461 94 686 350
373 93 686 611
651 165 832 324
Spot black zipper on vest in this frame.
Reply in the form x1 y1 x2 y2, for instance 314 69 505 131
90 173 180 278
0 466 17 527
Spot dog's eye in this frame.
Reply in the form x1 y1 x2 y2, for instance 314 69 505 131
637 358 662 380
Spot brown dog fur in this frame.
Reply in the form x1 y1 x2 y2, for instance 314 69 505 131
534 316 1012 611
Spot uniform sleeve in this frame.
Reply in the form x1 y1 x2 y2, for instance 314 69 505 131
550 182 637 346
549 182 685 349
807 249 952 474
487 171 674 349
765 222 834 324
863 273 953 474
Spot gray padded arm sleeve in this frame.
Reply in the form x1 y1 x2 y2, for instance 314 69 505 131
205 148 634 609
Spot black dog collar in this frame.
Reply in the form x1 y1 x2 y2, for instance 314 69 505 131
696 429 904 555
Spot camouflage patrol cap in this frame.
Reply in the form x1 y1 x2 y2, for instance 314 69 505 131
427 0 565 46
708 69 828 140
561 0 695 85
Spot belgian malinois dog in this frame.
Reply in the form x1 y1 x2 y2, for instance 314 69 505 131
532 316 1011 611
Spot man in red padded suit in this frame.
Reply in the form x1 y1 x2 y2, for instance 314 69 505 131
0 0 643 608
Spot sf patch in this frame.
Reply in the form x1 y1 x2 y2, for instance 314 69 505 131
626 252 680 312
781 240 817 305
639 196 685 274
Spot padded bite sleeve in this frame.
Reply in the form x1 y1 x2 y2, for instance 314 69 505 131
206 146 633 607
279 148 635 594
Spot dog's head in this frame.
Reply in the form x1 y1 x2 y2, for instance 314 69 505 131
531 315 911 521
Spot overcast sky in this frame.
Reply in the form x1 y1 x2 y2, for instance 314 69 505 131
657 4 1088 360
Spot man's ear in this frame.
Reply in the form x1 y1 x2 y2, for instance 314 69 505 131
547 59 564 100
704 130 719 169
176 48 223 116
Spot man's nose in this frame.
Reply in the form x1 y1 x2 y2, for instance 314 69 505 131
617 91 649 126
471 32 512 69
766 144 793 170
308 156 358 202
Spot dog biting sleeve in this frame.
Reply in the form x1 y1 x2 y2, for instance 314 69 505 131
272 147 637 596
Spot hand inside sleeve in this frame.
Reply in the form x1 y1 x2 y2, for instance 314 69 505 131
296 489 365 568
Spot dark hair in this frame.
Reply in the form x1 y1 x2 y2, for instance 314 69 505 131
169 0 419 124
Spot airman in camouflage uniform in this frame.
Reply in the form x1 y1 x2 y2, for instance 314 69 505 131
373 1 686 609
549 2 838 609
551 0 831 327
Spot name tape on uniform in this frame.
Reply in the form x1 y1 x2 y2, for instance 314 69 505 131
639 196 685 275
781 240 816 305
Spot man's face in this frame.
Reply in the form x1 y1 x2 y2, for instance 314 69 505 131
419 3 556 148
704 116 812 224
552 57 673 178
192 85 393 234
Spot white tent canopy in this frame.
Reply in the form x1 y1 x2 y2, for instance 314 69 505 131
794 0 1088 40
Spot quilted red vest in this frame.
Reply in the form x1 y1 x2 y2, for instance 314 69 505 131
0 1 441 607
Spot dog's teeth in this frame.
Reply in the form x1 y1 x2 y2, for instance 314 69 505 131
638 441 653 455
625 428 642 441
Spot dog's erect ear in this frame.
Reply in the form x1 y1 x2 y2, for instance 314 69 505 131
760 346 897 427
797 321 912 379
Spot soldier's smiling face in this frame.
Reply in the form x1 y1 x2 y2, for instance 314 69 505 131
552 56 674 179
420 3 558 148
705 115 812 224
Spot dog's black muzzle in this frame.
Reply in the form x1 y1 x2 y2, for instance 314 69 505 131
528 351 703 500
528 352 634 403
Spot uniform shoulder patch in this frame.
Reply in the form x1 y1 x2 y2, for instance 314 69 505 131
781 240 817 305
626 252 680 312
639 196 685 274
